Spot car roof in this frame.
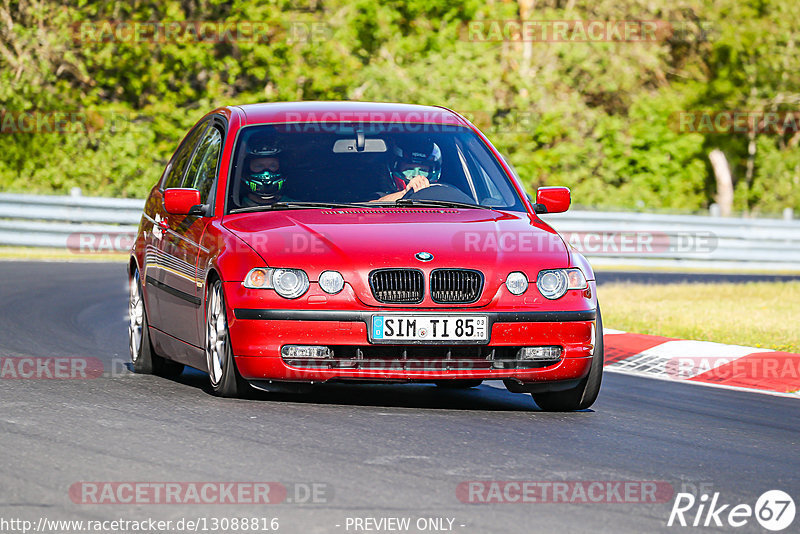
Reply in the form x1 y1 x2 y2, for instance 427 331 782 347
230 101 469 127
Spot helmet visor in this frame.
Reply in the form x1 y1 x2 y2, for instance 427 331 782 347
399 166 431 181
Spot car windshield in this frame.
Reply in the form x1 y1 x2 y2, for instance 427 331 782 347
226 122 526 213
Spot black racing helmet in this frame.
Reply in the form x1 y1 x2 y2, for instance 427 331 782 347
390 137 442 183
241 140 284 204
247 140 282 158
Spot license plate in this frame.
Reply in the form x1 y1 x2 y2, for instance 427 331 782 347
370 315 489 343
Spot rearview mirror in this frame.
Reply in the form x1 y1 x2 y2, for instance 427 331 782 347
332 138 387 153
534 186 571 214
164 188 204 215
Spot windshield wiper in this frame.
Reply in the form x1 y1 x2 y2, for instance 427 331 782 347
230 199 490 214
392 198 487 210
229 201 372 214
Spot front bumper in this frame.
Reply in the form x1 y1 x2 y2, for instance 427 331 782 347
227 299 597 384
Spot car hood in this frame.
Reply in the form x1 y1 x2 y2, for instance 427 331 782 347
223 207 568 306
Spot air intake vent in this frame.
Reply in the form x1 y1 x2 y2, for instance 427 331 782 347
430 269 484 304
319 209 459 215
369 269 425 304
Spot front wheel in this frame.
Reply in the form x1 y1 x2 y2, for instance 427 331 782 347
532 308 604 411
206 279 250 397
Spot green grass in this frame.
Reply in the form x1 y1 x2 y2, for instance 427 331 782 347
599 281 800 353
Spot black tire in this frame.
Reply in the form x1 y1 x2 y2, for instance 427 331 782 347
435 380 483 389
129 267 185 377
532 307 604 411
205 279 250 398
129 268 157 374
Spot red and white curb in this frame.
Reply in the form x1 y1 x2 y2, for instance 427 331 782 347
603 329 800 398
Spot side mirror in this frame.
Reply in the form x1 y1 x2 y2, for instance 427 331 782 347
534 186 571 214
164 188 204 216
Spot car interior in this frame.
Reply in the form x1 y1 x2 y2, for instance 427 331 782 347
227 124 524 212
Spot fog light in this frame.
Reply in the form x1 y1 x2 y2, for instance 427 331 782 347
517 346 562 360
506 271 529 295
281 345 333 359
318 270 345 294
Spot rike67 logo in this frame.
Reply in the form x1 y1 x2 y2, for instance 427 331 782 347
668 490 795 531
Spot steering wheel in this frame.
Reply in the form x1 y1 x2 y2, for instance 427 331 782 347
402 183 477 204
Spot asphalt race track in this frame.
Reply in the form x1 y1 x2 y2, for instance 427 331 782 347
1 261 798 534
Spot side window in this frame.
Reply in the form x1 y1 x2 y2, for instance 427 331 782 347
162 121 209 190
184 126 223 204
461 136 520 208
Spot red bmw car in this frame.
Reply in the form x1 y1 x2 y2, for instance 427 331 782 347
128 102 603 411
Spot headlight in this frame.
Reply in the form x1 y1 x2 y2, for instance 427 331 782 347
505 271 529 295
243 267 309 299
272 269 309 299
537 268 587 299
318 270 345 294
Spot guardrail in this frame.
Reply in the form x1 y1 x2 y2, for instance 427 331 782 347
0 193 142 249
541 210 800 270
0 192 799 270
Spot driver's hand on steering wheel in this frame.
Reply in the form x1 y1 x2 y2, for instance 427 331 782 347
374 175 432 202
404 175 430 194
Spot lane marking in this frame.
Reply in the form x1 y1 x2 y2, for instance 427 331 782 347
603 334 800 399
607 340 762 379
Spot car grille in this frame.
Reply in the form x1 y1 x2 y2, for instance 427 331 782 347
369 269 425 304
430 269 484 304
281 345 561 371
